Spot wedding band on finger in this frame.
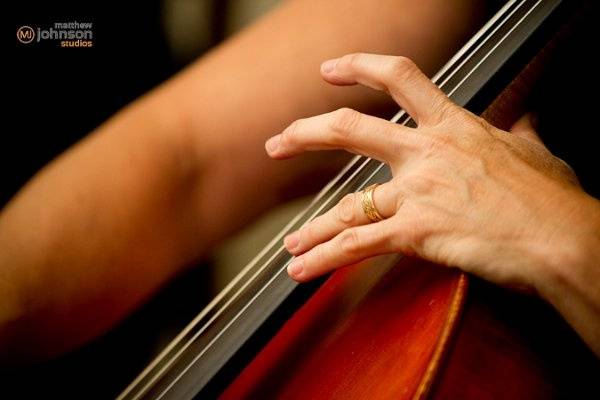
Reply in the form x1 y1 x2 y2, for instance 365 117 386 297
361 184 384 223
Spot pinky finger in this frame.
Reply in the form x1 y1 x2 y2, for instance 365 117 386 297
287 217 399 282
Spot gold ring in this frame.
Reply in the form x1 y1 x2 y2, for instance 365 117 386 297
361 183 384 223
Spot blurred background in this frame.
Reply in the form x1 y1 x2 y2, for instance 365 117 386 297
7 0 600 398
8 0 283 208
8 1 300 398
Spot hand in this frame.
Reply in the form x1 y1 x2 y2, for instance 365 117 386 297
265 53 591 294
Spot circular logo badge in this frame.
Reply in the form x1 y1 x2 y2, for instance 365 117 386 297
17 26 35 44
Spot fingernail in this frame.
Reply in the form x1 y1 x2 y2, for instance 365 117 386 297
284 232 300 252
321 59 337 74
288 258 304 277
265 135 281 154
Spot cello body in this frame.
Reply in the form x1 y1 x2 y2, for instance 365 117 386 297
222 258 598 399
118 1 600 398
221 6 600 394
222 259 469 399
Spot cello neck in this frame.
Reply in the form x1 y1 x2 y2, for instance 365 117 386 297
117 1 579 398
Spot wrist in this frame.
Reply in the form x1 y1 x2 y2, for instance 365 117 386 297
534 191 600 303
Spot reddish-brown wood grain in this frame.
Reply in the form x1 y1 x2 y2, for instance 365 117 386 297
219 10 600 398
221 257 464 400
221 259 599 400
429 288 555 400
428 279 600 400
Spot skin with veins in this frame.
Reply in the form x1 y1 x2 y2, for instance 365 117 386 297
267 53 600 357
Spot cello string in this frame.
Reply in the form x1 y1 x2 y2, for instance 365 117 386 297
188 0 525 340
119 0 530 397
117 158 371 400
169 0 525 351
141 0 524 393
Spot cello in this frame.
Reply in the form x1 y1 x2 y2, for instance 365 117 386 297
118 0 600 398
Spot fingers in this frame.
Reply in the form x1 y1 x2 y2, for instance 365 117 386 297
509 113 544 145
266 108 417 161
287 217 398 282
284 183 398 256
265 53 461 160
320 53 456 124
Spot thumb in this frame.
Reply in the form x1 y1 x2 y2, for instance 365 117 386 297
509 112 580 186
509 112 545 146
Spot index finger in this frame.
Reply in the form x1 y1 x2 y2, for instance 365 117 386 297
321 53 456 125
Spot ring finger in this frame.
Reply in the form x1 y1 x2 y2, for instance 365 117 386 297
284 182 399 255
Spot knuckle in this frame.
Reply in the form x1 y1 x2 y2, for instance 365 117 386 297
337 194 357 224
430 101 462 125
396 214 428 251
469 114 494 132
281 120 301 147
402 170 436 195
340 52 363 70
423 113 490 153
309 245 325 266
340 229 361 254
389 56 418 80
330 108 361 139
421 131 456 154
301 222 317 243
400 164 457 195
462 114 497 143
389 128 420 155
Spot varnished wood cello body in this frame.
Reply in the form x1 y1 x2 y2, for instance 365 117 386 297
118 1 600 398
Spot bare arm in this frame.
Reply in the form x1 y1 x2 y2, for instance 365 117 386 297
0 0 487 363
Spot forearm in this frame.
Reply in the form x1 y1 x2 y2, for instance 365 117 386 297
0 92 200 362
0 0 488 362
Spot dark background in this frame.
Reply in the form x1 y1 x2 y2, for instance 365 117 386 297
6 1 599 399
7 1 599 208
8 1 185 207
7 1 222 398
